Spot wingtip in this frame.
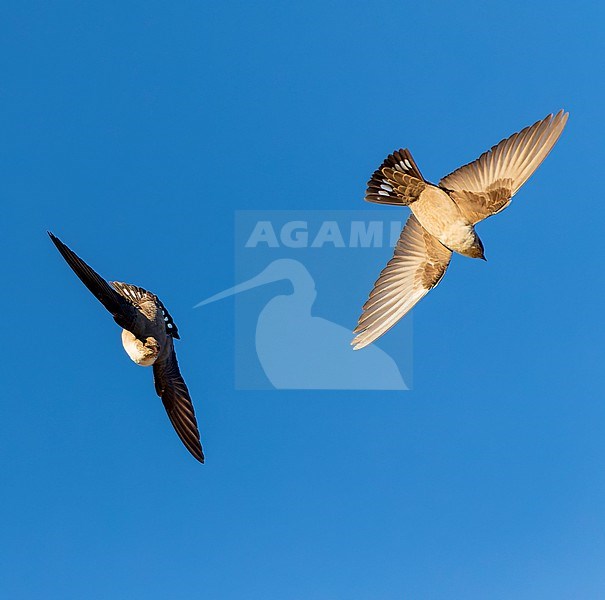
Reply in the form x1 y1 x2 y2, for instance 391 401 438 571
183 439 205 464
193 445 205 463
48 231 65 251
47 231 64 249
350 336 369 351
554 109 569 124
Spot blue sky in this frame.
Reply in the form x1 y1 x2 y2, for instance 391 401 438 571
2 1 605 598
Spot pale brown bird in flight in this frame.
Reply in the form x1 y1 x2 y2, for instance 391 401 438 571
49 233 204 463
352 110 568 350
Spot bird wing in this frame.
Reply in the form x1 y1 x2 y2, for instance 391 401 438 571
439 110 568 224
48 232 142 334
365 148 427 206
153 339 204 463
352 214 452 349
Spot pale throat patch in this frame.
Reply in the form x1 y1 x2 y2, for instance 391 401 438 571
439 220 476 252
121 329 160 366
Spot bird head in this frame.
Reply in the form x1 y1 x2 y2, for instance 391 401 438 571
464 235 486 261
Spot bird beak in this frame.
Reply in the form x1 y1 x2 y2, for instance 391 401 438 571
194 267 280 308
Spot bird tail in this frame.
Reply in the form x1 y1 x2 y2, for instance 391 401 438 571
365 148 427 206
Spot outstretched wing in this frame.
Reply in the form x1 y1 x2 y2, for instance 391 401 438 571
153 339 204 463
365 148 427 206
439 110 568 224
352 214 452 349
48 232 141 333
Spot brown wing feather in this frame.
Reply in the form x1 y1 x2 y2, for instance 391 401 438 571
48 232 141 334
439 111 568 224
352 214 452 349
153 339 204 463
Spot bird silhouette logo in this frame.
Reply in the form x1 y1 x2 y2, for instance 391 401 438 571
196 258 406 390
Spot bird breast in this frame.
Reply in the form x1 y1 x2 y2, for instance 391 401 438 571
411 186 476 253
121 329 160 366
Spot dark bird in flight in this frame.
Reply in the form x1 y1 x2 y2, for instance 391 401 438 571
49 232 204 463
353 110 568 349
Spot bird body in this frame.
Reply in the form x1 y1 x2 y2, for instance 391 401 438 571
121 329 160 366
410 184 478 255
48 233 204 463
111 283 169 366
353 110 569 350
